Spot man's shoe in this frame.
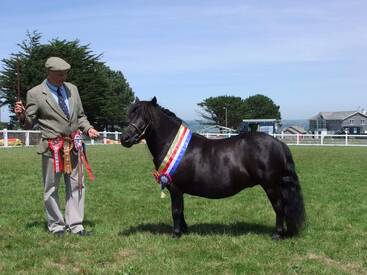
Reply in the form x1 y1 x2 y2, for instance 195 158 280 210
76 230 93 236
53 230 65 237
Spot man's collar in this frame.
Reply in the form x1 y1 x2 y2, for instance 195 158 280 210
46 80 62 91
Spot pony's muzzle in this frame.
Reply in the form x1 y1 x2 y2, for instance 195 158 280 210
120 132 134 147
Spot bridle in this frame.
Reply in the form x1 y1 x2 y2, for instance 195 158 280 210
128 122 151 143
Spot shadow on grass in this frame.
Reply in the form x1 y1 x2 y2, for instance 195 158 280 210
118 222 273 237
25 219 96 231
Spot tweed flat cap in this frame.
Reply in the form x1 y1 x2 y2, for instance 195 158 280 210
45 57 71 71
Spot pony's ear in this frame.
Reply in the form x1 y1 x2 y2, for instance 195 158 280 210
151 96 157 106
135 97 140 103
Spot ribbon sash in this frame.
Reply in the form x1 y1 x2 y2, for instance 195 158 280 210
48 138 64 173
63 139 73 174
47 132 95 188
154 124 192 186
72 131 95 185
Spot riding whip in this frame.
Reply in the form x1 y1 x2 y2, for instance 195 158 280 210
16 58 21 101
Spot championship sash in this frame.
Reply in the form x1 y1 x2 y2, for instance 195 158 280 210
153 124 192 194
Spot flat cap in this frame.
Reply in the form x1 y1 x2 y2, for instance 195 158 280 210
45 57 71 71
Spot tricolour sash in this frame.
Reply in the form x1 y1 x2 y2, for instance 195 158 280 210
153 124 192 193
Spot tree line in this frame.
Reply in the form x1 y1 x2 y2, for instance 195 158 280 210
0 31 134 130
0 31 281 131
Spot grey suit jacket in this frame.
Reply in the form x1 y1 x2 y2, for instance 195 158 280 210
23 80 93 154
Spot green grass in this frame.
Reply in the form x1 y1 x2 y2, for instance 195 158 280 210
1 145 367 274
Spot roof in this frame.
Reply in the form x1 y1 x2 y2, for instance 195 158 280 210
198 125 237 133
283 126 307 134
344 112 367 120
310 111 356 120
242 119 277 122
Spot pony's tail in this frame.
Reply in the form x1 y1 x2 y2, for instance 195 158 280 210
281 145 306 236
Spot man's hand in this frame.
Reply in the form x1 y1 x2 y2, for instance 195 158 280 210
14 101 25 122
87 128 100 139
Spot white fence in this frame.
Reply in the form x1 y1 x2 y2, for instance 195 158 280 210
273 133 367 146
1 129 367 148
199 132 367 146
0 129 121 148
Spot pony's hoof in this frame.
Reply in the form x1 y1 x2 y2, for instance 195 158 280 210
172 230 182 239
271 233 283 241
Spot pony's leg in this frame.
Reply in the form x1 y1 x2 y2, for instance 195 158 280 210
168 185 187 238
263 185 285 240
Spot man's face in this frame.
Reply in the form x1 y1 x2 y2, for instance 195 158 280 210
47 70 68 86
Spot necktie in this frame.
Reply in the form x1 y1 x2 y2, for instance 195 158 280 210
56 87 70 119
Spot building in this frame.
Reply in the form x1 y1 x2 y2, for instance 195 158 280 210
309 111 367 134
282 126 307 135
238 119 278 135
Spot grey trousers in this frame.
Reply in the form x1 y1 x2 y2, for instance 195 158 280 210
42 152 85 233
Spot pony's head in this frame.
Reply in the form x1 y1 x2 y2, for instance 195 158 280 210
120 97 156 147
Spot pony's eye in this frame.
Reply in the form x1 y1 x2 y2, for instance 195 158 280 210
129 107 137 116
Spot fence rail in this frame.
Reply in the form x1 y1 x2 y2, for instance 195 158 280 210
198 132 367 146
1 129 367 148
273 133 367 146
0 129 121 148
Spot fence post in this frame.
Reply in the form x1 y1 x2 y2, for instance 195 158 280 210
103 130 107 144
321 134 324 145
296 133 300 145
25 131 30 146
345 133 348 145
115 131 119 142
3 128 8 147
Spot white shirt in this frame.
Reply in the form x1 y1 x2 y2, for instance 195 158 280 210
46 80 71 113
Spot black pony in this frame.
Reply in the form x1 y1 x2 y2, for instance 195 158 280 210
121 97 305 239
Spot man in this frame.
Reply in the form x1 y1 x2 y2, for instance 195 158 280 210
15 57 99 236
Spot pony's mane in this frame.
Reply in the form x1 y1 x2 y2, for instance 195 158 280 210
145 102 182 124
157 105 182 123
134 100 183 125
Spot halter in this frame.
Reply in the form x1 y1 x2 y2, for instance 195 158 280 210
129 122 150 143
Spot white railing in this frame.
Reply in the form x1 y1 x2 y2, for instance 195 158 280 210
199 132 237 139
2 129 367 147
0 129 121 148
273 133 367 146
197 132 367 146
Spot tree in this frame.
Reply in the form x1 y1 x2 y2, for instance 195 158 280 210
0 31 134 129
197 95 244 129
197 94 281 129
243 94 281 120
98 69 134 130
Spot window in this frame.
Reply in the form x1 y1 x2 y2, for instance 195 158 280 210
349 119 354 124
361 119 366 125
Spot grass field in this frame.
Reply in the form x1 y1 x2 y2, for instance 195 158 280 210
1 145 367 274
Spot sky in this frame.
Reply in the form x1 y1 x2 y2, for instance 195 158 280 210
1 0 367 122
